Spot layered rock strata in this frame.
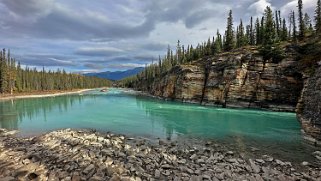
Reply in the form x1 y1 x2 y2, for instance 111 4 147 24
145 48 303 112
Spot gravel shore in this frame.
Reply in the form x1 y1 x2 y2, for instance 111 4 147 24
0 89 93 101
0 129 320 181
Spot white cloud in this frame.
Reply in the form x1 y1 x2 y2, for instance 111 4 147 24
280 0 317 18
75 47 124 57
248 0 273 16
2 0 54 18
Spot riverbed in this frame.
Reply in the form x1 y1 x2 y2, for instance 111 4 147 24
0 88 319 166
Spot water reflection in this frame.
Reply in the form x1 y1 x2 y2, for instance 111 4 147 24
0 95 88 130
134 95 319 164
135 95 301 142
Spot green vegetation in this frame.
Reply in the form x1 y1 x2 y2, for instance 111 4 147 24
120 0 321 88
0 49 111 94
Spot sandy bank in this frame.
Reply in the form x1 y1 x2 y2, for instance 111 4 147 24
0 89 93 101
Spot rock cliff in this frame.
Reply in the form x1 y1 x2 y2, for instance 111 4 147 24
141 47 303 112
297 65 321 143
134 45 321 142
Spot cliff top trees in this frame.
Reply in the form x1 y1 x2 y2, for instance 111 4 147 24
315 0 321 34
224 10 235 51
263 6 276 45
260 6 284 62
298 0 305 39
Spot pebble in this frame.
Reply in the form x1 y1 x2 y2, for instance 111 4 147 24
0 128 319 180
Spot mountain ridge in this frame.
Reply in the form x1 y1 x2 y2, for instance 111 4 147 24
85 67 144 80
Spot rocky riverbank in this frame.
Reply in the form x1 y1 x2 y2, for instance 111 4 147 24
0 129 320 181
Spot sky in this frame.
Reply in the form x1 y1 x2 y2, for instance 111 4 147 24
0 0 318 73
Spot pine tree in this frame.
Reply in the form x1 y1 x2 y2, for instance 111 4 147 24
298 0 305 39
237 19 246 47
214 30 223 53
250 17 255 45
263 7 276 45
281 19 288 41
176 40 181 63
304 13 313 35
224 10 235 51
275 10 280 37
292 11 297 41
260 6 283 62
255 18 261 45
315 0 321 34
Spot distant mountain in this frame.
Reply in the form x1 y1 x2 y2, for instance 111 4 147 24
85 67 144 81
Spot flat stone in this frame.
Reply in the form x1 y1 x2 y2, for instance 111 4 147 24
0 176 16 181
249 159 260 173
227 158 238 163
161 164 172 169
178 159 187 164
154 169 161 178
109 175 121 181
190 154 197 160
48 172 59 181
83 164 95 175
312 151 321 156
275 159 286 166
71 174 81 181
255 159 265 164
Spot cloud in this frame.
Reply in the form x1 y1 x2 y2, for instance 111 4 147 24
107 63 144 69
1 2 155 41
84 63 106 70
248 0 273 16
75 47 124 57
20 54 76 67
140 42 167 51
1 0 305 72
280 0 317 17
2 0 54 18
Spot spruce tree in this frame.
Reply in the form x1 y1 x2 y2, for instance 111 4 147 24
304 13 313 35
260 6 283 62
275 10 280 37
255 18 261 45
292 11 297 41
315 0 321 34
224 10 235 51
237 19 246 47
298 0 305 39
214 30 223 53
250 17 255 45
281 19 288 41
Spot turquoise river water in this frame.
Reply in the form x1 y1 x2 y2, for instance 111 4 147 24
0 88 319 164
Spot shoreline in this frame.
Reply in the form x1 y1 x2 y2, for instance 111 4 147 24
0 89 95 101
135 90 297 113
0 128 320 180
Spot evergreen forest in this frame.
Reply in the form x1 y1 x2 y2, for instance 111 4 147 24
0 49 111 94
120 0 321 88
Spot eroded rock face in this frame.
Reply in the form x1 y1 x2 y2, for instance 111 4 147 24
144 49 303 112
297 66 321 142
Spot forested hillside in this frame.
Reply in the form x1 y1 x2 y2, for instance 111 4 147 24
0 49 111 94
120 0 320 88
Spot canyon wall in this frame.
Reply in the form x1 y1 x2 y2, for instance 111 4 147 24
135 46 321 142
145 48 303 112
296 65 321 142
